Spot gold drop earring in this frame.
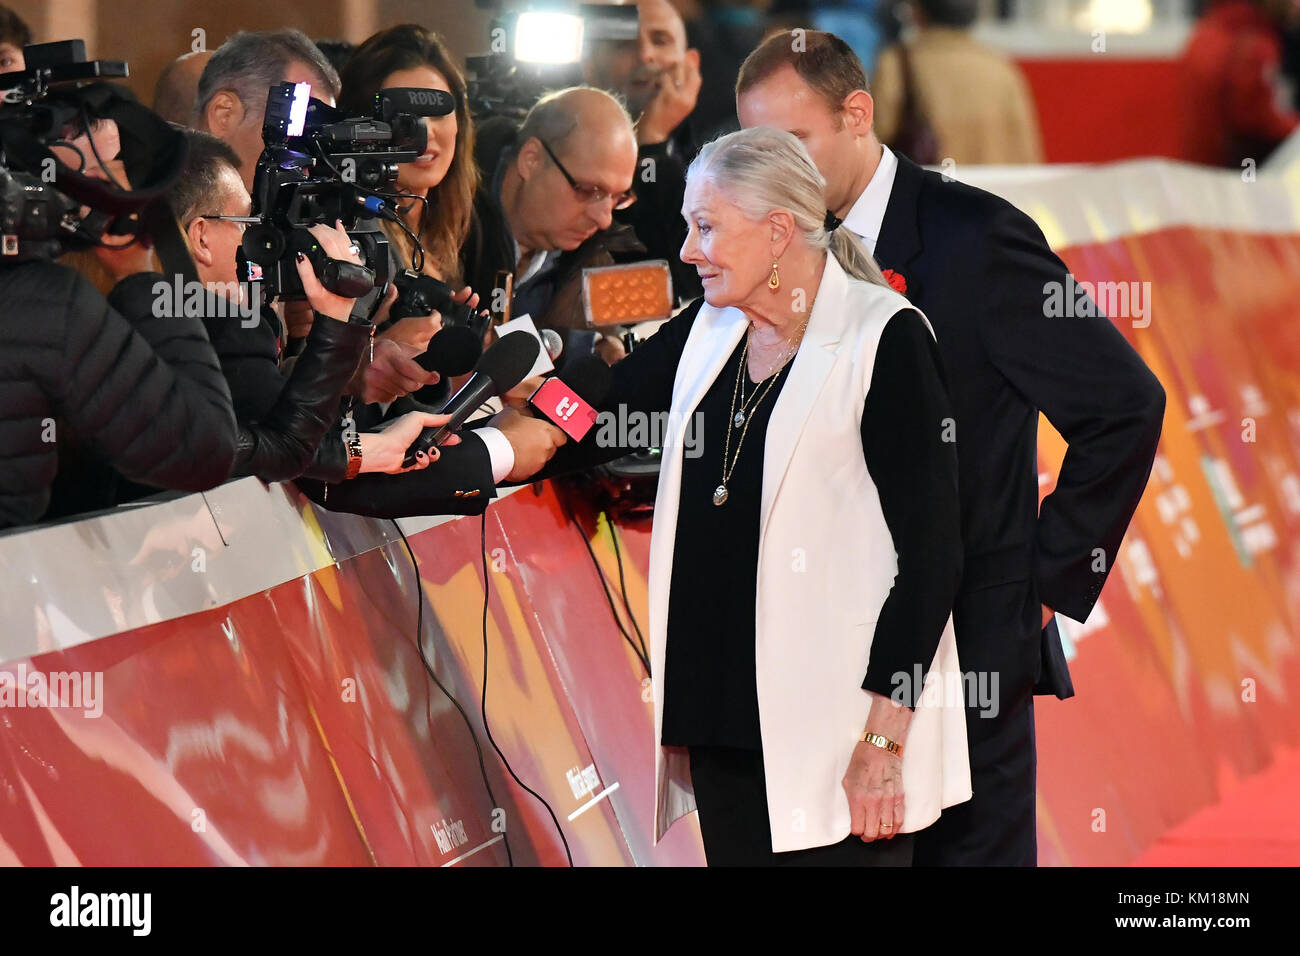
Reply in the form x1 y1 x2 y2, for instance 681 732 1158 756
768 260 780 291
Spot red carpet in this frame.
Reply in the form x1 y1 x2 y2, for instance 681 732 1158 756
1132 746 1300 866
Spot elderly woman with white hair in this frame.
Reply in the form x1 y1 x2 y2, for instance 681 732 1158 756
499 126 971 866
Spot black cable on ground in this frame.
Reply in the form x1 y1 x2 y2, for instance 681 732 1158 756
392 519 514 866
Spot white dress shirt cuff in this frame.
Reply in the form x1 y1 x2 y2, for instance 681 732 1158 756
475 426 515 483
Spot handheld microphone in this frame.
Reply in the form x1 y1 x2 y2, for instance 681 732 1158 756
402 330 541 467
540 328 564 363
495 314 555 376
527 356 613 443
414 325 482 375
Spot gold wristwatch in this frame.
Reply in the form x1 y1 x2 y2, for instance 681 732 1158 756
859 731 902 757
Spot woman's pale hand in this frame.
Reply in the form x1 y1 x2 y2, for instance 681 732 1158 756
297 220 364 322
842 690 913 841
357 411 462 475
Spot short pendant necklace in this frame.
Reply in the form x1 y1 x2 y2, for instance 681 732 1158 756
733 318 807 426
713 323 806 507
731 352 768 428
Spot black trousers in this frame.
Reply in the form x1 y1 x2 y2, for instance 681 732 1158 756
913 694 1037 866
687 745 915 867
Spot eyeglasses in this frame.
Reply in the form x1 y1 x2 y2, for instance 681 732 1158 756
199 214 255 234
538 139 636 211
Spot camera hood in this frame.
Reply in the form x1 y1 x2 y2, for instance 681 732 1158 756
0 81 187 217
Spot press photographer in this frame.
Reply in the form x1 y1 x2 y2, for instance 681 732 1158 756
194 28 340 194
157 129 454 482
581 0 705 302
0 41 236 530
197 29 458 407
40 60 455 508
272 26 576 516
236 66 556 494
195 28 392 372
466 85 643 367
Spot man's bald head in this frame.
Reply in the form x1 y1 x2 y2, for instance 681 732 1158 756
504 86 638 254
517 86 637 156
152 51 212 126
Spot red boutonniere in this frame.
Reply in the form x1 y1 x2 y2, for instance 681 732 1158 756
882 269 908 295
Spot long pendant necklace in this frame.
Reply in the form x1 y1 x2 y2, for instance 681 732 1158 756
713 321 807 507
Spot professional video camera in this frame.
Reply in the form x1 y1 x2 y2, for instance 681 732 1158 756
0 40 187 264
237 81 456 305
465 4 637 122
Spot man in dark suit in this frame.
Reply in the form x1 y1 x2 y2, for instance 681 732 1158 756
737 31 1166 865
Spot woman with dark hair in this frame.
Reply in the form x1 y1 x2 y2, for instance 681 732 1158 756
340 24 478 287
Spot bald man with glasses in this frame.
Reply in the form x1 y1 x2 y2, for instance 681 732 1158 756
465 86 645 366
499 88 638 272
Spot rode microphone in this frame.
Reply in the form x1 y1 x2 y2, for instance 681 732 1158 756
376 87 456 119
402 330 540 467
414 325 482 375
527 356 613 443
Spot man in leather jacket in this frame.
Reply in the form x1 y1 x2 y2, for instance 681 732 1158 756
44 130 431 515
168 132 563 514
168 133 376 482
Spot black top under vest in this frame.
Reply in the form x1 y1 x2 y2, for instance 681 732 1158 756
659 311 957 750
526 298 960 750
661 334 793 749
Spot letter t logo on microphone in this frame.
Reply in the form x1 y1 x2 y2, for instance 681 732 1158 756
529 379 597 441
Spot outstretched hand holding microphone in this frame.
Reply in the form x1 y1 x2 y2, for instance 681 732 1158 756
401 331 571 482
487 353 615 482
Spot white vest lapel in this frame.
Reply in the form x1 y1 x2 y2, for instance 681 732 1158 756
759 256 849 544
646 300 746 642
646 301 748 842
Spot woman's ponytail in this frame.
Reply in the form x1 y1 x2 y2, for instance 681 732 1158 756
827 225 887 287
